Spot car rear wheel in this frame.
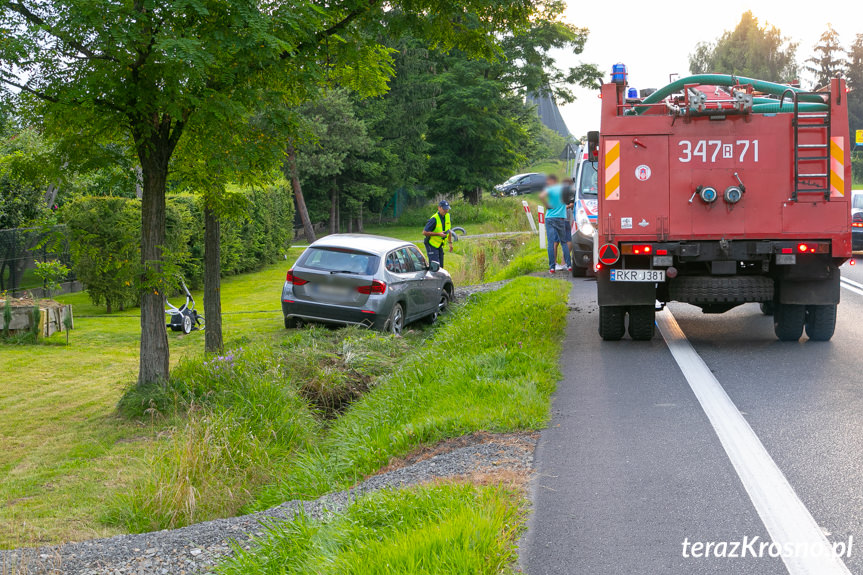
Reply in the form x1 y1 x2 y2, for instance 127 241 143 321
805 304 836 341
774 303 806 341
284 316 299 329
598 305 626 341
628 305 655 341
385 303 405 335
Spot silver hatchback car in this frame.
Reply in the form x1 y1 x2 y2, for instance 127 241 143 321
281 234 454 334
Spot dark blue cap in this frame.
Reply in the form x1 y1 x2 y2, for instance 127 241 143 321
439 200 451 210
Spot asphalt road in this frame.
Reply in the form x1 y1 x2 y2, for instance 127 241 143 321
522 257 863 575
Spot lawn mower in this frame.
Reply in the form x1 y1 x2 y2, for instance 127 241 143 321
165 277 204 334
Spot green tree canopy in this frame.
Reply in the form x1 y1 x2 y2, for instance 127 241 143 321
845 34 863 133
689 11 798 82
805 25 847 89
1 0 539 386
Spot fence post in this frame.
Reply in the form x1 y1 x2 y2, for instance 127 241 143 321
522 200 538 233
537 205 547 249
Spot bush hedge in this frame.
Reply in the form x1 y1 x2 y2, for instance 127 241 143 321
65 182 294 312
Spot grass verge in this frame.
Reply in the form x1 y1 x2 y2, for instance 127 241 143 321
252 276 569 508
216 483 524 575
109 327 426 533
441 234 544 286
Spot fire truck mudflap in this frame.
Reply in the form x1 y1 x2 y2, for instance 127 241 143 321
594 69 852 343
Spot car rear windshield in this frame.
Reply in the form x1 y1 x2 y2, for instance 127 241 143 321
853 194 863 210
297 247 380 275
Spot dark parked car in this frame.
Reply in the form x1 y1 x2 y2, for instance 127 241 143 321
853 191 863 251
493 172 546 196
281 234 454 334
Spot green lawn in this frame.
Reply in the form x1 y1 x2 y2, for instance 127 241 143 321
522 159 567 179
0 259 300 547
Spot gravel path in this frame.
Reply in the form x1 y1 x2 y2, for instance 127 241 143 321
453 279 511 299
2 433 537 575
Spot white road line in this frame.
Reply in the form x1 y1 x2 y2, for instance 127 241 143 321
840 277 863 299
657 309 851 575
840 276 863 290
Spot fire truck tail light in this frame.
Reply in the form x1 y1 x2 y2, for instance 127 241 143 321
656 249 668 256
795 243 830 254
622 244 653 255
781 248 793 254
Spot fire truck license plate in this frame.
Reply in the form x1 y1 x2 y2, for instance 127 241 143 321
610 269 665 282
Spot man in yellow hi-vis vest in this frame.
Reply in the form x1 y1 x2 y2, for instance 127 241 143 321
422 200 453 268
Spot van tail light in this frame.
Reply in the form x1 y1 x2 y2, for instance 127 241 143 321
285 270 308 285
358 280 386 295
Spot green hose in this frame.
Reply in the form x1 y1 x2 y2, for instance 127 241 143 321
635 74 827 115
752 102 828 114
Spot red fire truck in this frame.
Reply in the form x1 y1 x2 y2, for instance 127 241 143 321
594 68 852 342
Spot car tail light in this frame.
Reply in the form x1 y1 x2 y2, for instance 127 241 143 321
358 280 386 295
622 244 653 255
285 270 308 285
853 213 863 228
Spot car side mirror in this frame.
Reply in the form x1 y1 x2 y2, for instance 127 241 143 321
587 131 600 162
429 261 440 272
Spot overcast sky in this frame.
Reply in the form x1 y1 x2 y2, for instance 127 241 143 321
556 2 862 138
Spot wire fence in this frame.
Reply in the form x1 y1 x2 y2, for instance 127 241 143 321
0 225 76 297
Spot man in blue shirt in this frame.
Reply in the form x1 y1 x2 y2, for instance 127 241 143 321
540 175 573 274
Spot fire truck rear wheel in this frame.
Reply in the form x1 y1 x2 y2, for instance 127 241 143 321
804 304 837 342
599 306 626 341
628 305 656 341
571 265 587 277
774 303 806 342
760 301 774 316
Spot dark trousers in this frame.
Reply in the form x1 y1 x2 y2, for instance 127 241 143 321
426 244 444 268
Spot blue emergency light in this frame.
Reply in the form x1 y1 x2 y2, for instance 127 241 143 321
612 63 627 84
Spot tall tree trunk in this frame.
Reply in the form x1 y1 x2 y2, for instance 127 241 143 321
137 151 170 387
329 184 338 235
357 205 363 233
335 186 341 233
347 212 353 233
204 205 223 354
285 143 315 242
